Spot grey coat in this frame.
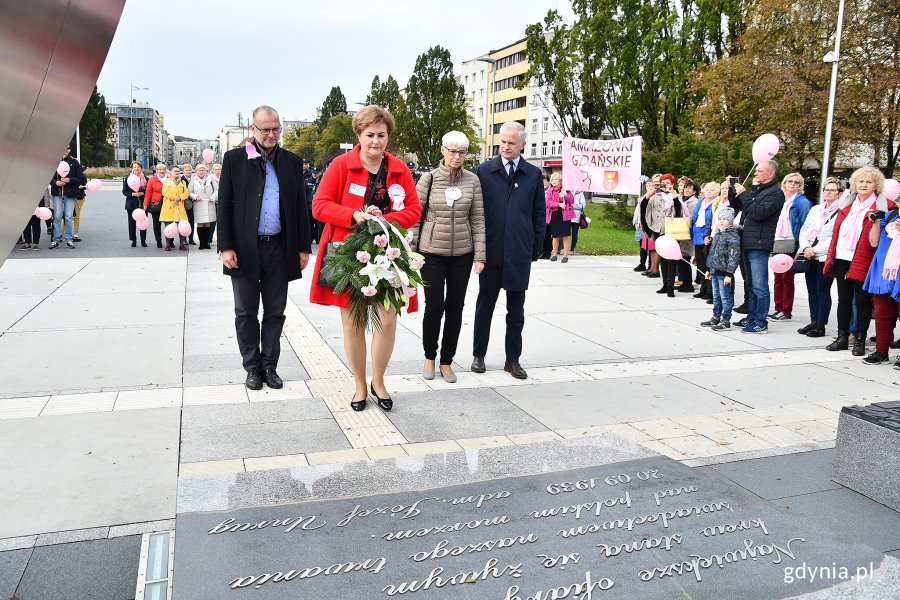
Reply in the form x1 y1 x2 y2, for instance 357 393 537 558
413 164 486 262
707 227 742 275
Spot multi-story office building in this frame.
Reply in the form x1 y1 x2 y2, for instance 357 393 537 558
485 38 528 159
107 102 165 168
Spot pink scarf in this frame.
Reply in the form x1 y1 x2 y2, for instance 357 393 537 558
883 222 900 279
695 198 714 228
663 192 675 209
775 194 795 237
839 194 877 251
135 173 147 190
806 200 840 241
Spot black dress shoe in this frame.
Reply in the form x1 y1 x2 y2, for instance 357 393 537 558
350 396 367 411
891 339 900 349
264 368 283 389
369 383 393 411
633 264 647 272
504 361 528 379
245 369 263 390
646 272 660 278
471 356 486 373
141 240 148 247
131 240 137 247
733 303 748 314
656 286 667 294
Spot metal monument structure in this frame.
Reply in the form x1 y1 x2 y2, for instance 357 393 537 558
0 0 125 269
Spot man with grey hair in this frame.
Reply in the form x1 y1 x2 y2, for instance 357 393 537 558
728 159 785 334
471 121 546 379
218 105 311 390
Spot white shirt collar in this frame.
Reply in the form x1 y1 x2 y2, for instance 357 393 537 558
503 157 518 170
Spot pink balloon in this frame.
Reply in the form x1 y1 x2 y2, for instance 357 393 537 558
34 206 52 220
884 179 900 203
202 149 215 163
655 235 683 260
769 253 794 274
752 134 780 164
177 220 192 237
131 208 146 221
127 174 141 192
164 223 178 239
56 161 70 177
136 219 149 231
86 178 102 192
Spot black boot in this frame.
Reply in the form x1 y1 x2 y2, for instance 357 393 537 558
198 227 209 249
826 330 849 351
797 322 816 335
852 333 867 357
807 324 826 338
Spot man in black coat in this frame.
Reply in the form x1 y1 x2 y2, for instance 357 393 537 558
49 145 86 249
728 159 785 334
471 121 546 379
218 106 311 390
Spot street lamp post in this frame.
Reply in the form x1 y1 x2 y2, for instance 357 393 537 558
130 83 149 165
819 0 845 199
476 57 497 161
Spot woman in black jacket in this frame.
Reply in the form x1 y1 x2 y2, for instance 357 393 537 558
122 162 148 247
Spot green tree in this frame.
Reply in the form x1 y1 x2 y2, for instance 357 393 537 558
366 74 406 154
523 1 744 149
642 133 754 184
397 46 478 166
315 113 355 165
317 86 347 129
283 124 320 163
78 86 113 166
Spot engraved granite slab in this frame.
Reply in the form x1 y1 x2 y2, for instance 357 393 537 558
173 456 884 599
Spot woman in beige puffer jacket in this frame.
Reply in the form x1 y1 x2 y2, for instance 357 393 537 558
414 131 486 383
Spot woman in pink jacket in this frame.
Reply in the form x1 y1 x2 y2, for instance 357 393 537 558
545 172 575 262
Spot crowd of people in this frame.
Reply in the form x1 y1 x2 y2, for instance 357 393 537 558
632 164 900 367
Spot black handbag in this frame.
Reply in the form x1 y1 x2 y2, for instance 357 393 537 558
147 201 162 216
791 254 813 273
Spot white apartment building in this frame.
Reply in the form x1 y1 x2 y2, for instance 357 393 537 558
460 56 491 163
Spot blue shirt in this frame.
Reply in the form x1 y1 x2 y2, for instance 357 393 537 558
503 157 519 177
258 155 281 235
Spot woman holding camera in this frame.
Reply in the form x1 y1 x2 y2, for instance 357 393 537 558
861 205 900 365
823 166 893 356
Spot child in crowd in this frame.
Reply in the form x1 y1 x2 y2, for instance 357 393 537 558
701 207 741 331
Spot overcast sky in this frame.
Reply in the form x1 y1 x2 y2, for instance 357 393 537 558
96 0 574 140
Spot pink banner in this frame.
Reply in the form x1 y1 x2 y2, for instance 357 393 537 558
562 136 642 195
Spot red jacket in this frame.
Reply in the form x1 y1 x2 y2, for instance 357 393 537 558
309 148 421 309
143 175 165 209
824 193 894 281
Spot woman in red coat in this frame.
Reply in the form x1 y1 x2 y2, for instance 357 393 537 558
142 163 167 248
310 105 421 412
823 166 893 356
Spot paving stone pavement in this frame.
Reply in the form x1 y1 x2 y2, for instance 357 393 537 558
2 185 899 597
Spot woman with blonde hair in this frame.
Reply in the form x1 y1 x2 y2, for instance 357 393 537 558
545 172 575 262
310 105 421 412
823 166 893 355
769 172 811 320
160 166 190 251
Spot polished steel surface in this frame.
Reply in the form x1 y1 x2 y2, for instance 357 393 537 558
0 0 125 267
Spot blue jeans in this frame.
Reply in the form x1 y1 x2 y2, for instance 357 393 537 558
804 264 833 325
743 249 770 326
712 274 734 320
52 195 76 243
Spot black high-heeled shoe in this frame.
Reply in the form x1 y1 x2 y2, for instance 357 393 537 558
350 396 367 412
369 383 393 411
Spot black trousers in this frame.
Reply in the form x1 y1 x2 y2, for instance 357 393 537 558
473 287 526 363
834 259 872 335
186 207 196 243
148 210 163 244
569 222 580 252
421 252 474 365
127 210 147 243
23 215 40 244
230 235 289 371
660 258 678 292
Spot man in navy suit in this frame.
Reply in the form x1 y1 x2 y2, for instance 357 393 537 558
471 121 546 379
